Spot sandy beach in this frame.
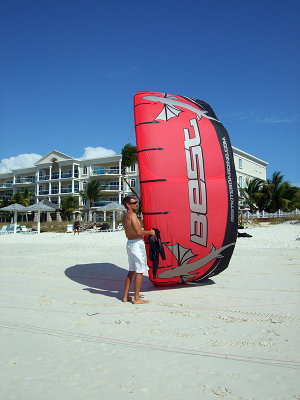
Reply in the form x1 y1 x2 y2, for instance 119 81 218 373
0 222 299 400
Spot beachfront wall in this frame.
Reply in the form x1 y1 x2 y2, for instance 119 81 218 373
243 209 300 219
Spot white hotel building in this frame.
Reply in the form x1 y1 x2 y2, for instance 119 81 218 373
0 147 268 218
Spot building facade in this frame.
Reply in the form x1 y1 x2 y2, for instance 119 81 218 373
233 146 268 191
0 150 139 213
0 146 268 214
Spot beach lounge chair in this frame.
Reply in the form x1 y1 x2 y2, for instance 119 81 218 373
66 224 73 233
19 225 37 234
98 222 113 232
6 224 16 233
0 225 8 234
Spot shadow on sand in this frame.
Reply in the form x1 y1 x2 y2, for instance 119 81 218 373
64 262 215 301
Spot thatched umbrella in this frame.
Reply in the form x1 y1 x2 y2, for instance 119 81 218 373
97 202 125 231
26 203 56 234
0 203 27 233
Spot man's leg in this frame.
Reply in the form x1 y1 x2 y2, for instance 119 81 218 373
133 273 149 304
123 271 135 302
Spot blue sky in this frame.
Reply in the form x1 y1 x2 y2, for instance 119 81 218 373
0 0 299 185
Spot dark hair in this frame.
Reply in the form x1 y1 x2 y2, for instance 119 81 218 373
122 196 136 206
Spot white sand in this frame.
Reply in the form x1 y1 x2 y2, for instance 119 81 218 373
0 222 299 400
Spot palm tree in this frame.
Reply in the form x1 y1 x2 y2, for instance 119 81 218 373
240 178 265 213
254 181 272 212
266 171 286 212
242 172 300 214
12 189 33 206
280 182 300 211
80 179 106 221
121 143 140 199
12 189 34 221
12 191 23 205
61 196 79 220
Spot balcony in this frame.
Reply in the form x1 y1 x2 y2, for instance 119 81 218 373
47 172 79 180
102 185 122 192
61 172 73 179
39 175 49 181
92 200 113 207
14 178 35 185
61 188 73 194
0 183 13 189
92 168 120 176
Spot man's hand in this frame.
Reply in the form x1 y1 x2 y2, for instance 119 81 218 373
149 229 156 236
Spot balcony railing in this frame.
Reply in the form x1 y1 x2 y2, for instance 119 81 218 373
61 188 73 193
92 200 115 207
39 175 49 181
103 185 123 191
0 183 13 188
92 168 120 176
39 190 49 195
15 178 35 184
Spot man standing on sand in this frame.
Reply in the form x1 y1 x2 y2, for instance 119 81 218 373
121 196 155 304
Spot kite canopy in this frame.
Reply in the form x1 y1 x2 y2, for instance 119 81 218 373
134 91 238 286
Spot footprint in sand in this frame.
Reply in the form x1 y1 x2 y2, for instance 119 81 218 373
39 295 53 305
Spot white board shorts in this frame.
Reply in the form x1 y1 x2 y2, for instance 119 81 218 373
126 239 149 274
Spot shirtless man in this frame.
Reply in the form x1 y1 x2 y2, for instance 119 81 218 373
121 196 155 304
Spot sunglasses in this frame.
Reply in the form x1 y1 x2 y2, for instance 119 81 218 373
129 201 138 205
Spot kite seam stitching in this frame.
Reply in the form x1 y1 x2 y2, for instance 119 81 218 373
137 148 164 153
140 179 167 183
142 212 169 215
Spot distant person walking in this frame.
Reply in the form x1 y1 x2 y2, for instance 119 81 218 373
121 196 155 304
73 219 81 235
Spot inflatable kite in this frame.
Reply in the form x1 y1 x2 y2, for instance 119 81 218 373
134 91 238 286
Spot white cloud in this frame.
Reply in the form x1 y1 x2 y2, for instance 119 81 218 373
0 147 117 173
80 146 116 160
0 153 42 174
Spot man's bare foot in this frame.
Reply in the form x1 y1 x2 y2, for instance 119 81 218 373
133 298 149 304
122 296 133 302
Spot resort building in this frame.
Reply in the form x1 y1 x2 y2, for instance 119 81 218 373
0 150 139 221
0 147 268 220
233 146 268 190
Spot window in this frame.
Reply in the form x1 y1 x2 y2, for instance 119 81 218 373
238 176 243 188
131 178 136 188
239 158 243 169
83 166 88 175
130 164 136 172
109 166 119 174
93 167 105 175
109 181 119 189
